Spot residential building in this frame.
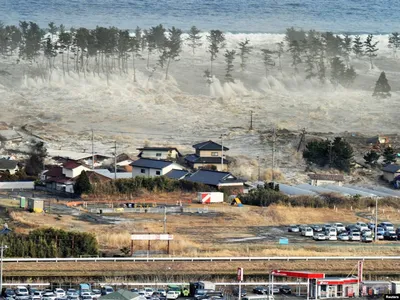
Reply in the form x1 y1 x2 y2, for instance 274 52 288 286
185 169 245 192
62 160 91 178
94 169 132 179
130 158 185 177
382 164 400 182
137 147 181 160
0 159 19 175
185 140 229 171
308 174 344 186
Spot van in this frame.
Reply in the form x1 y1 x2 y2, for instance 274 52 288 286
325 227 337 236
101 286 114 296
166 291 180 300
302 227 313 237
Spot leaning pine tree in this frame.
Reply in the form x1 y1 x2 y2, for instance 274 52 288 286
224 49 236 82
261 49 275 77
373 71 391 98
364 34 379 69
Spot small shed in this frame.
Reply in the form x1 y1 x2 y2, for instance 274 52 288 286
308 174 344 186
27 198 44 213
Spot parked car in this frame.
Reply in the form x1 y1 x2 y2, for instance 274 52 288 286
101 287 114 296
31 291 43 300
42 292 56 300
368 222 375 229
288 225 300 232
253 287 267 295
54 289 66 298
325 227 337 238
265 286 280 294
67 293 79 300
311 225 323 232
332 223 346 233
301 227 313 237
279 286 292 295
156 289 166 297
356 222 368 231
166 291 180 300
144 288 154 298
380 222 394 231
362 229 372 236
349 232 361 241
81 295 93 300
377 227 385 234
322 224 332 231
384 230 397 240
338 233 349 241
313 233 326 241
362 234 373 243
91 290 101 298
347 226 360 233
67 289 77 297
326 234 337 241
377 232 384 240
298 225 308 233
3 288 16 298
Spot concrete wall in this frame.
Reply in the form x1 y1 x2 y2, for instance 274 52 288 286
0 181 34 190
311 179 343 186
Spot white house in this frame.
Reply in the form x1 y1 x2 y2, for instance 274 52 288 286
62 160 90 178
308 174 344 186
130 158 185 177
137 147 181 160
0 159 19 175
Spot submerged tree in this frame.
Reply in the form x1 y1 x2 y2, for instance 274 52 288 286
383 147 397 165
161 26 183 79
330 57 346 86
352 35 363 58
237 38 252 72
288 40 302 73
207 29 225 76
261 49 275 77
373 71 391 98
276 41 284 72
186 25 202 55
224 49 236 82
364 34 378 69
342 34 352 67
388 32 400 58
364 150 380 166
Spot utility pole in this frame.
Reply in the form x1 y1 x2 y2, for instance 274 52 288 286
297 128 306 152
113 141 117 180
163 206 167 233
91 129 94 170
272 127 276 182
0 242 8 294
220 134 225 171
257 155 261 181
249 110 253 131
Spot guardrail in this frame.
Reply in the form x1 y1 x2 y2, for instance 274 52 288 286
3 256 400 263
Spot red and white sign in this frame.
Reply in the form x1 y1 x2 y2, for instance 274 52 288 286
272 270 325 279
198 192 224 204
358 261 363 283
237 267 244 281
317 278 359 285
131 234 173 241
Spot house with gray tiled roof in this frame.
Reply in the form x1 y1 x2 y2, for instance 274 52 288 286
130 158 185 178
185 140 229 171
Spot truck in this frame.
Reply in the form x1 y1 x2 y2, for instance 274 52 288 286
79 283 91 297
391 281 400 294
190 281 216 297
197 192 224 204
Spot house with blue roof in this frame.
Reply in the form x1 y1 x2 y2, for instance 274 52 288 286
130 158 185 178
185 169 245 192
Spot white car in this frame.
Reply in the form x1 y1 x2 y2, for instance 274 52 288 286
157 289 167 297
81 295 93 300
67 289 77 297
166 291 180 300
326 234 337 241
313 233 326 241
362 229 372 236
338 233 349 241
302 227 313 237
54 289 66 298
380 222 394 231
356 222 368 231
16 287 29 296
31 291 43 300
144 288 154 297
349 232 361 241
68 294 79 300
332 223 346 232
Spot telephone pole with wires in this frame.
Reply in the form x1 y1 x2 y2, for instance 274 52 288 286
249 110 254 131
220 133 227 171
113 141 117 180
91 129 94 170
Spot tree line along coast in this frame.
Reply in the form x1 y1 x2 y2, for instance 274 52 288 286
0 22 396 94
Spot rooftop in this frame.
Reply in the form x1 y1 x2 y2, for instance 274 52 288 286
186 169 243 186
48 149 112 161
308 174 344 181
94 169 132 179
130 158 174 169
164 169 190 180
0 159 18 170
100 290 139 300
137 147 179 151
62 160 83 170
185 154 230 164
382 164 400 173
193 140 229 151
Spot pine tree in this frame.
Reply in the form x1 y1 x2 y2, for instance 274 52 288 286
74 171 92 195
260 49 275 77
373 71 391 98
330 57 346 86
237 38 252 72
383 147 397 165
207 29 225 76
352 35 363 58
364 34 378 69
342 66 357 87
331 137 354 172
224 49 236 82
161 27 183 79
364 150 380 166
186 26 202 55
388 32 400 58
276 41 284 72
305 54 316 79
288 40 302 73
317 51 326 83
342 34 352 66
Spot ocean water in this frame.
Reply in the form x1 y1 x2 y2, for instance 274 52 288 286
0 0 399 34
